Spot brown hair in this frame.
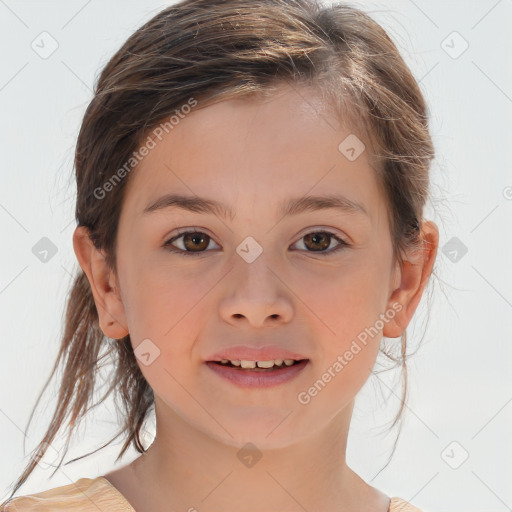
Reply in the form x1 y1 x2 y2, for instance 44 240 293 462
2 0 438 504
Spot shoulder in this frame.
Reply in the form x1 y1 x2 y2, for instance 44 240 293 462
1 477 134 512
389 497 426 512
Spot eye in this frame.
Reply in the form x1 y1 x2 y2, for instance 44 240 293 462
163 229 349 257
291 230 349 256
163 229 220 256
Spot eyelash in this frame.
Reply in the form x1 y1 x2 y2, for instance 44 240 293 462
163 228 350 257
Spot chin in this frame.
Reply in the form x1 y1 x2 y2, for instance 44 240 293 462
205 411 309 450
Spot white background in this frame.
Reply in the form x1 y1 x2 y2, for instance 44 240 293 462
0 1 511 511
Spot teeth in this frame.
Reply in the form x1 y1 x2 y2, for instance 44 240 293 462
218 358 299 368
256 360 274 368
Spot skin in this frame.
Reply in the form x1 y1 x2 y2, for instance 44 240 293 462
73 83 438 512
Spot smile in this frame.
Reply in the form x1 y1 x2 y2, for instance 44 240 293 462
205 359 309 388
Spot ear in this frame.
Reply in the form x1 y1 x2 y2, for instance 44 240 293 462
72 226 129 339
383 220 439 338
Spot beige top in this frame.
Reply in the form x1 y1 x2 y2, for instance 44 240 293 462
1 477 425 511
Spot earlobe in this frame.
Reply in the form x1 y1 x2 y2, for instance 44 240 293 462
72 226 129 340
383 221 439 339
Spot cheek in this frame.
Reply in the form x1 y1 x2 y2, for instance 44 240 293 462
121 257 209 339
121 268 212 384
297 268 386 411
295 258 390 339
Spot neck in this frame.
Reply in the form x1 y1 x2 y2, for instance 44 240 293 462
118 398 390 512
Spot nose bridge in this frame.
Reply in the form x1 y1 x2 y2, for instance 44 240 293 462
233 241 279 302
236 242 275 292
219 239 293 326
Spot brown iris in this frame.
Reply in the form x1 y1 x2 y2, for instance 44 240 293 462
182 232 210 252
303 232 330 251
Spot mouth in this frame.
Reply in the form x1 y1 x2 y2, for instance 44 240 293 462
205 358 310 388
209 358 308 370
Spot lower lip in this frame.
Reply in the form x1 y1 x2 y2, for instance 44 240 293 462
205 360 309 388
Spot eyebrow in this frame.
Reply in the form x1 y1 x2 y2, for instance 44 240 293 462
142 193 369 222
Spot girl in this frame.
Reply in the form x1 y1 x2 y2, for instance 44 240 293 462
1 0 439 510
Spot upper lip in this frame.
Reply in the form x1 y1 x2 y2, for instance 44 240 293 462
206 345 308 362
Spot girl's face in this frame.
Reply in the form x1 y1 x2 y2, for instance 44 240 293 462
107 84 407 448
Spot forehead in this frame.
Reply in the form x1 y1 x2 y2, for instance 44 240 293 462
121 84 385 226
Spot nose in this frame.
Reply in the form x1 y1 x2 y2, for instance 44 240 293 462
218 257 294 328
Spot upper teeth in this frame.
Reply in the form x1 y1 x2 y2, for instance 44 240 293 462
219 359 297 368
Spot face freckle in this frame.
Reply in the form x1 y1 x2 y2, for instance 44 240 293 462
112 83 399 447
